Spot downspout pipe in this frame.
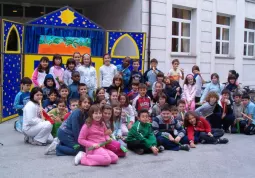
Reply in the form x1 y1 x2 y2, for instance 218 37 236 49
147 0 152 70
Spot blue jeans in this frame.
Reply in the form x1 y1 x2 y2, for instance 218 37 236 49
56 129 83 156
156 135 189 151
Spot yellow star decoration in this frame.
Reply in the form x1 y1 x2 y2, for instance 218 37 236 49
58 8 76 26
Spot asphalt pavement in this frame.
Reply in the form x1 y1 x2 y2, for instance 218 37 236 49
1 119 255 178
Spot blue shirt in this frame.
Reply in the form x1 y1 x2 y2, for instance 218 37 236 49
68 82 79 100
116 65 131 88
13 91 30 116
244 101 255 124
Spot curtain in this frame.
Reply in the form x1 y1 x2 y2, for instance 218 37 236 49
24 26 105 56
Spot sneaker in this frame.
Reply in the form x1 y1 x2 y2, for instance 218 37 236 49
134 148 144 155
179 144 190 151
30 140 46 146
217 138 229 144
74 151 85 166
44 138 59 155
158 145 165 152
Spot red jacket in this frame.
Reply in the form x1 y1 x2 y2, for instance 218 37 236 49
187 117 211 141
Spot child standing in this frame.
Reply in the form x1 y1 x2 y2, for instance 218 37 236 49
42 88 58 112
126 109 159 155
152 105 190 151
73 52 81 69
49 54 64 89
241 94 255 135
74 105 118 166
63 58 76 86
184 111 228 147
167 59 184 82
143 58 162 99
99 54 117 89
192 65 204 103
23 87 53 146
68 71 80 100
77 54 97 99
129 59 143 87
116 56 131 92
42 74 56 100
182 74 197 111
13 77 32 132
32 57 49 88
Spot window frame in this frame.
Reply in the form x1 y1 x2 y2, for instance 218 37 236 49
215 16 231 57
244 20 255 58
171 10 192 55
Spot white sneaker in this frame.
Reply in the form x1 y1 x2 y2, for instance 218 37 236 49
74 151 85 166
44 138 59 155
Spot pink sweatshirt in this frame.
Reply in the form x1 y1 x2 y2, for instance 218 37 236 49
49 66 64 89
78 121 110 149
183 84 197 102
32 68 47 87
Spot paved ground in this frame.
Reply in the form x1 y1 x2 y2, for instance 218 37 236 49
1 119 255 178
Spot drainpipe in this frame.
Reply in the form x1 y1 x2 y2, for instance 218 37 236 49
147 0 152 70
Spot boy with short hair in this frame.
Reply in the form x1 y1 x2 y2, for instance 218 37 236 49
152 72 165 94
241 94 255 135
63 99 79 121
43 74 56 100
78 83 88 99
127 80 139 104
129 59 143 86
167 59 184 82
116 56 131 92
176 99 186 124
152 105 190 151
231 91 244 133
13 77 32 133
132 83 152 116
43 88 58 112
68 71 80 100
126 109 159 155
143 58 162 99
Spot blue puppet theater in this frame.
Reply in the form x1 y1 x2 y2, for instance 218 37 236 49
0 6 146 122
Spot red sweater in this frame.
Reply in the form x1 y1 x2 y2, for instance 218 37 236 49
187 117 211 141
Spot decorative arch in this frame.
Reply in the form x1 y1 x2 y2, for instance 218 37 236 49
5 25 21 53
111 34 139 59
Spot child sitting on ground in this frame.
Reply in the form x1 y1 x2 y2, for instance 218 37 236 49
127 80 139 104
175 100 186 125
151 93 168 117
182 74 196 111
231 92 244 133
64 99 79 121
126 109 159 155
184 111 228 148
107 89 119 105
43 89 58 112
152 105 190 151
241 94 255 135
164 77 182 105
74 105 118 166
152 72 165 94
152 81 165 104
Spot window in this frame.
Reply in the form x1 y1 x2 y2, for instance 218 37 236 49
244 20 255 57
3 4 23 17
171 8 191 53
6 28 18 51
25 6 44 17
216 16 230 55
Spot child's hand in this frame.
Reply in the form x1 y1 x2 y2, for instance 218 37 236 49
180 68 184 73
208 132 213 137
128 122 133 129
105 129 112 135
92 144 100 149
169 135 175 142
151 146 159 155
176 87 180 92
174 136 181 143
190 141 196 148
55 117 62 122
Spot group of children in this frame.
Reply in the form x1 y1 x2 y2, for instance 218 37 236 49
13 52 255 167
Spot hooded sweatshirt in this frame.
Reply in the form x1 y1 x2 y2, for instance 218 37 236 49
42 74 56 100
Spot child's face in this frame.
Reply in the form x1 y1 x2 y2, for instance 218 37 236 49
68 63 75 70
161 110 171 121
110 92 118 102
104 55 111 66
178 103 185 112
60 89 69 98
46 79 54 87
158 97 166 106
34 91 43 102
54 58 61 66
57 102 66 112
164 78 171 85
157 77 164 83
93 110 102 122
187 77 194 85
230 79 235 84
234 96 241 103
133 62 140 70
150 62 157 69
188 115 196 125
139 113 149 123
192 69 199 75
23 84 31 92
119 96 126 106
209 97 217 104
173 62 179 70
123 58 130 68
70 101 79 111
155 83 163 92
172 111 178 118
103 109 112 121
139 88 147 97
132 85 139 92
79 86 87 95
99 100 107 108
41 60 49 69
114 78 122 87
211 76 218 84
81 99 91 110
97 89 105 100
113 107 121 117
242 98 250 106
83 56 90 66
72 74 80 82
49 93 57 102
74 54 81 64
222 93 229 100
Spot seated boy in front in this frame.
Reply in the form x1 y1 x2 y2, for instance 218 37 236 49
126 109 159 155
241 94 255 135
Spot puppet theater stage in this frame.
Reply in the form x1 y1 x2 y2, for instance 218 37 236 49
0 6 146 123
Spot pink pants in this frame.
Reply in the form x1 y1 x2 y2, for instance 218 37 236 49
185 100 195 111
81 147 118 166
105 140 126 157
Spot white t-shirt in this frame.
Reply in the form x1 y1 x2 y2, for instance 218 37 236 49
99 64 117 87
